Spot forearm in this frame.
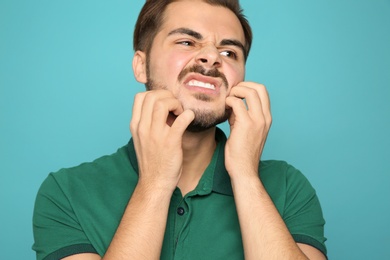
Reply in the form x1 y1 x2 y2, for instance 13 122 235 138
231 174 308 260
103 90 194 259
102 182 173 260
225 83 325 259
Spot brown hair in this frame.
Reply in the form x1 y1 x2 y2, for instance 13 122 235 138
133 0 253 61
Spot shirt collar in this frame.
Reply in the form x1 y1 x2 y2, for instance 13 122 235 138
127 127 233 196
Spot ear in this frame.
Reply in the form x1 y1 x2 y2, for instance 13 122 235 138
132 50 147 83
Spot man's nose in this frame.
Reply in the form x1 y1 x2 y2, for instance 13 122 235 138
195 44 222 69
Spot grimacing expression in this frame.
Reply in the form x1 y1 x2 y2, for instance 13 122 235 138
140 1 246 132
146 64 232 132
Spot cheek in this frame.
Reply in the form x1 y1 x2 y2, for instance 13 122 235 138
225 64 245 88
151 52 193 83
169 52 193 76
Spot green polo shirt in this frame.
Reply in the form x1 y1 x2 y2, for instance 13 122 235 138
33 128 327 259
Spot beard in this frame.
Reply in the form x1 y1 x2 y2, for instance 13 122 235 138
145 63 231 133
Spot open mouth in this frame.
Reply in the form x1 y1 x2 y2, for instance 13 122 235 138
188 79 216 90
183 73 222 94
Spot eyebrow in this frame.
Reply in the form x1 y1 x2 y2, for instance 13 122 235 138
168 27 203 40
168 27 246 56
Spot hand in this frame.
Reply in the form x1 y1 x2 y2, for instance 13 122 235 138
130 90 195 192
224 82 272 179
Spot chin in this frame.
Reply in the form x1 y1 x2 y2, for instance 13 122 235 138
185 107 232 133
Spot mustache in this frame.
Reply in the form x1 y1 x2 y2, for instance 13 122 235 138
177 64 229 88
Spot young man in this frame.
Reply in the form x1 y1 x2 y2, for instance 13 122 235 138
33 0 327 259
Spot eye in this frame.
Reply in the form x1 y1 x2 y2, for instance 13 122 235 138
177 40 194 46
220 50 237 59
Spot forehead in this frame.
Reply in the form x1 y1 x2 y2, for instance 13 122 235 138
159 0 245 43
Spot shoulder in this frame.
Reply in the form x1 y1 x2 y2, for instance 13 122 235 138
46 145 135 191
260 160 309 186
33 144 137 258
35 143 137 219
259 160 318 214
260 160 327 255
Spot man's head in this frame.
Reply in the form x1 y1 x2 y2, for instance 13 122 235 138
132 0 252 132
133 0 252 60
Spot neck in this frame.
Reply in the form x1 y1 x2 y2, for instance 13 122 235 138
177 127 217 195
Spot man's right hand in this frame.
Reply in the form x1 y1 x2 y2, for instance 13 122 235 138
130 90 195 192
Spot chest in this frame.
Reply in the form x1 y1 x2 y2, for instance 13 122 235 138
161 194 244 260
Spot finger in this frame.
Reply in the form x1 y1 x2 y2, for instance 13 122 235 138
225 96 251 123
233 82 272 124
130 92 147 135
138 90 178 130
243 82 271 116
227 106 236 126
256 85 272 125
242 82 270 110
170 110 195 136
229 85 262 116
151 97 184 127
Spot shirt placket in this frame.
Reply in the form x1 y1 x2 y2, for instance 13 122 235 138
172 194 192 259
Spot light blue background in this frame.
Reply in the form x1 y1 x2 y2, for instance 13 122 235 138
1 0 389 259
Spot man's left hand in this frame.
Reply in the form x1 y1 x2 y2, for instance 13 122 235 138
224 82 272 179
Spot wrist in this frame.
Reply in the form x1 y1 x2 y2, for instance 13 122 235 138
227 166 259 182
230 173 265 194
135 179 176 201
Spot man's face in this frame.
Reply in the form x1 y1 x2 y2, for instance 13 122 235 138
144 0 246 131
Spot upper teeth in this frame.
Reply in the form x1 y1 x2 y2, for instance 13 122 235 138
188 80 215 90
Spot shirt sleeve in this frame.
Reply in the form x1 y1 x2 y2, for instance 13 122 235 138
32 173 98 260
283 164 327 256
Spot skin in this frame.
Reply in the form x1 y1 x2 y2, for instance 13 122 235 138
63 1 326 259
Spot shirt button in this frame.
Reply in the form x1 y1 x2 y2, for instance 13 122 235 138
177 207 185 216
